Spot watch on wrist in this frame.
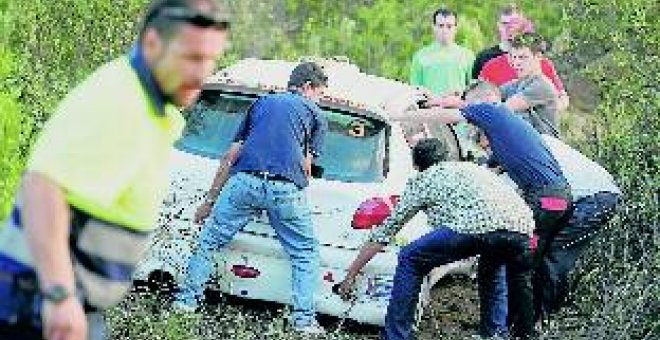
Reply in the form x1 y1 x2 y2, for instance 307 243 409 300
42 284 71 303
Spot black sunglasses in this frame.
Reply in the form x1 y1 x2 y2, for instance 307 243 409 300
153 7 231 30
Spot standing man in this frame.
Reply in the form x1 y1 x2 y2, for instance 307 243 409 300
0 1 230 339
472 3 535 79
502 33 561 136
410 7 475 96
409 7 475 141
174 62 329 335
536 135 621 317
473 4 569 111
336 138 536 340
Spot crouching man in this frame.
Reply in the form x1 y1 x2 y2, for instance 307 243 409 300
337 138 537 340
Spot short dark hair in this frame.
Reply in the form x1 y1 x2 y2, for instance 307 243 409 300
432 7 457 25
412 138 449 171
510 32 547 54
287 62 328 89
138 0 231 42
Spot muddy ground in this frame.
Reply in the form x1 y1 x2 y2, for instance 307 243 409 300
111 275 479 340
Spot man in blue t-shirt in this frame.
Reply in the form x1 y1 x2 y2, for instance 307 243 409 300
174 62 329 335
392 80 572 323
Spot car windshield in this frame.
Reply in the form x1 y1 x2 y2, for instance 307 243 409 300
176 91 388 183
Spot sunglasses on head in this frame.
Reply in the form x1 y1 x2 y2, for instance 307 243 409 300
153 7 231 30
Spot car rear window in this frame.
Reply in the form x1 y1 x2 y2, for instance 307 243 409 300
176 91 388 183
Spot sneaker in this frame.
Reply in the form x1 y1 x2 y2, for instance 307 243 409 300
293 319 326 335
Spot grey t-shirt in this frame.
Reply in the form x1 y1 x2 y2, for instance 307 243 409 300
502 75 559 136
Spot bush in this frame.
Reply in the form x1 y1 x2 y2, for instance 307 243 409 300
542 0 660 339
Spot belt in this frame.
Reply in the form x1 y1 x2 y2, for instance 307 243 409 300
242 170 291 182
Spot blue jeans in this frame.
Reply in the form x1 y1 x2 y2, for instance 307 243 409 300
177 172 319 327
382 227 480 340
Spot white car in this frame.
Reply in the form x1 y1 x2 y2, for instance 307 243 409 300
134 57 474 326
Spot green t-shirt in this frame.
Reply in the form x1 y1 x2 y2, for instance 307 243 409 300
27 56 184 231
409 42 475 95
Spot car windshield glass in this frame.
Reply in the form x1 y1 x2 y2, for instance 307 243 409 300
176 91 388 183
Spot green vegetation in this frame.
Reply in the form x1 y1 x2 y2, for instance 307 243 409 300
0 0 657 339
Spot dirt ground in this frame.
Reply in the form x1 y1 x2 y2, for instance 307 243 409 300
115 275 480 340
416 276 480 339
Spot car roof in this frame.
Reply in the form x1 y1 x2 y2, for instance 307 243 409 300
203 57 420 121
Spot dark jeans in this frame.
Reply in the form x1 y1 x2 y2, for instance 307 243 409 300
535 192 620 317
382 227 480 340
0 321 43 340
478 230 534 339
0 313 107 340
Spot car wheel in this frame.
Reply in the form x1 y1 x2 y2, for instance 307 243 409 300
425 122 461 160
203 278 227 306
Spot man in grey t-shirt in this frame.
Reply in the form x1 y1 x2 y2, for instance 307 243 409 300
502 33 560 136
503 74 559 136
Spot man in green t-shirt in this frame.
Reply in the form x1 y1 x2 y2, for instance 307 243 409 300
0 1 230 339
409 7 475 96
409 7 475 144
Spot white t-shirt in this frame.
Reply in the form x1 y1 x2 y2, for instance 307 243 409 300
542 135 621 199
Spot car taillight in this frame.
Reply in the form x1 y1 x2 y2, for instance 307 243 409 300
231 265 261 278
351 195 400 230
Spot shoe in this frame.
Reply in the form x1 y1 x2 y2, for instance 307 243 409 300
294 319 326 335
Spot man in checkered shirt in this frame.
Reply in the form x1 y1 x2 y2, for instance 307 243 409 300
337 138 536 340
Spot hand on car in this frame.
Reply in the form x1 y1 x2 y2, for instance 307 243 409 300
194 201 213 225
42 297 87 340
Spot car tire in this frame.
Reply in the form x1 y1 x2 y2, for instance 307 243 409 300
426 123 461 160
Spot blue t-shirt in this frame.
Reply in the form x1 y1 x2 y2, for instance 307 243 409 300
231 91 328 189
461 103 567 190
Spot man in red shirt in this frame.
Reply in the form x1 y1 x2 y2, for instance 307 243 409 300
474 4 570 110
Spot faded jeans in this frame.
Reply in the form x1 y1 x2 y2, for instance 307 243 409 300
382 227 481 340
176 172 320 327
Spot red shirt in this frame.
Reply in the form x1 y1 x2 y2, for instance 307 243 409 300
479 54 565 93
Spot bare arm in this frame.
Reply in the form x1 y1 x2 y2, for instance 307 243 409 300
194 143 242 224
557 92 570 112
205 142 242 202
22 172 88 340
505 95 532 112
345 242 385 279
337 242 384 299
391 107 466 125
21 172 75 293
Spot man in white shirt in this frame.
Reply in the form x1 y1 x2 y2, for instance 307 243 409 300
538 135 621 315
